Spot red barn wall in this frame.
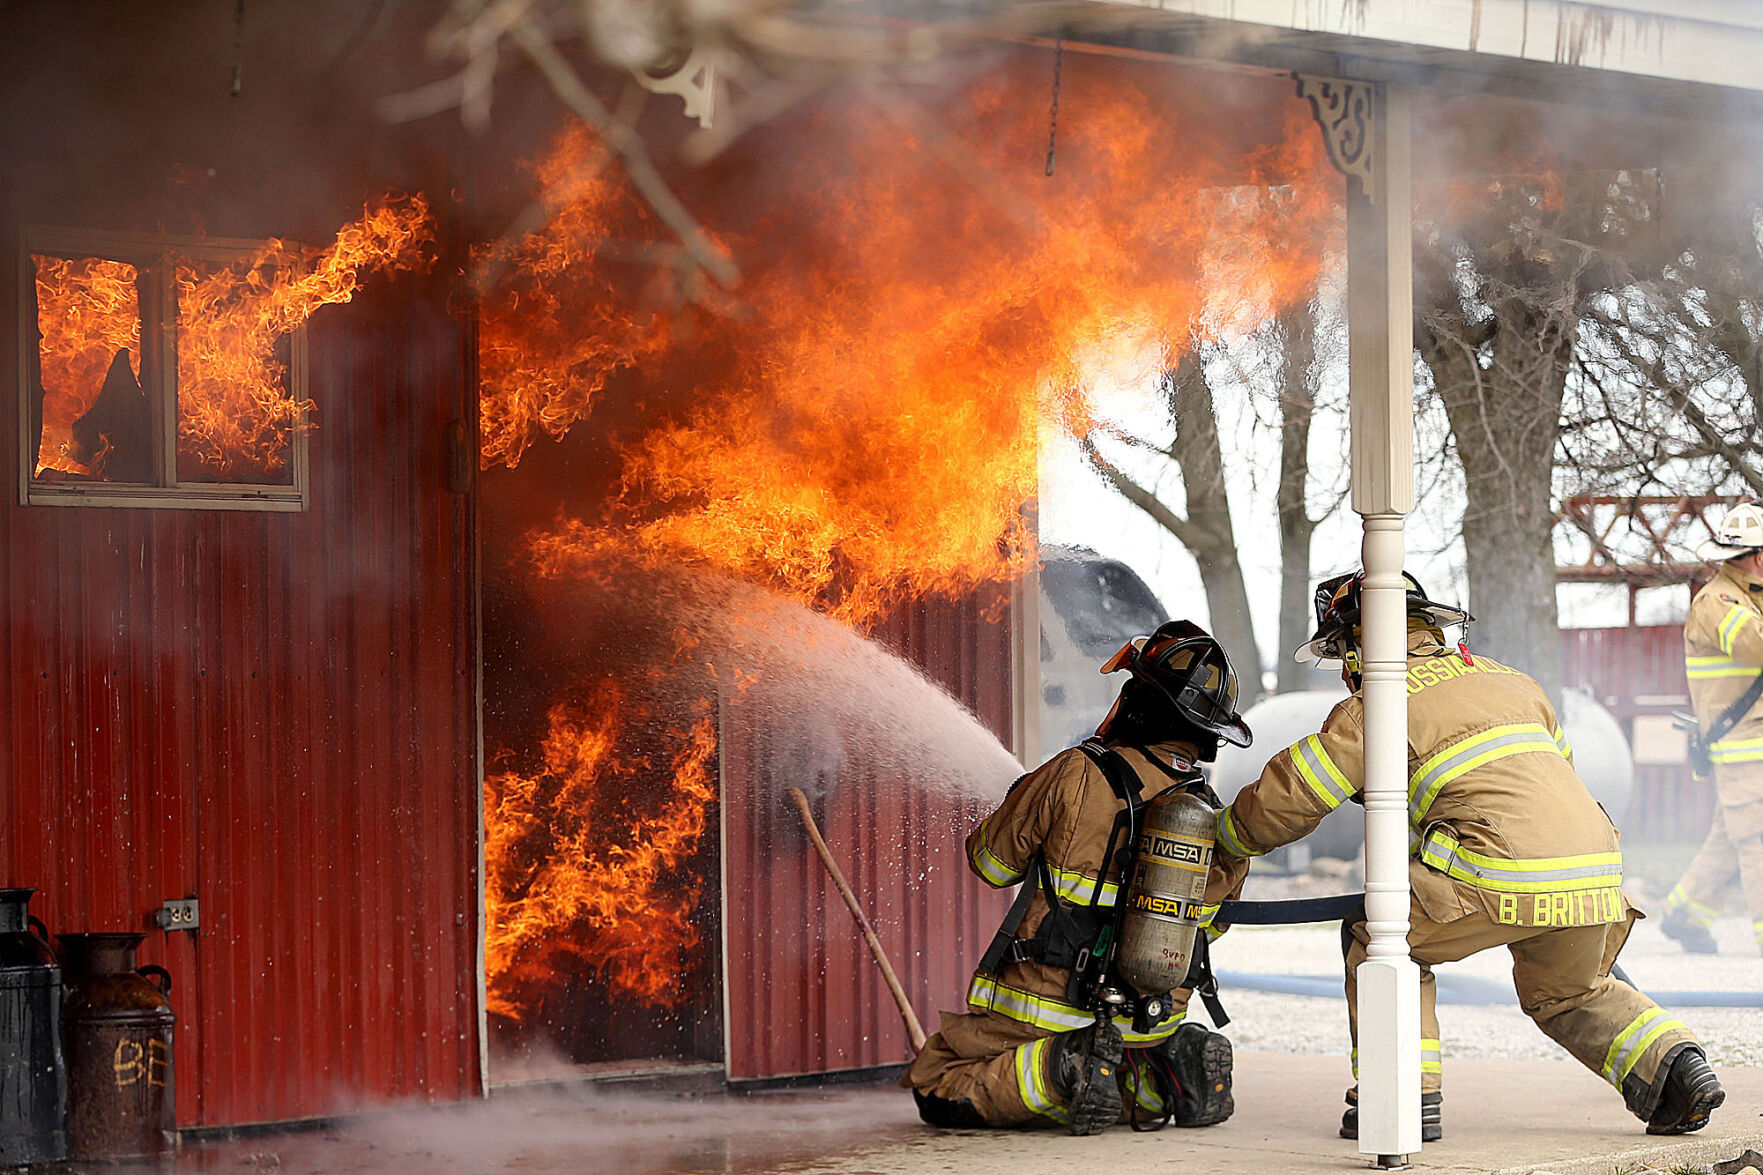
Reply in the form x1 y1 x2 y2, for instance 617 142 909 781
721 594 1019 1080
0 5 482 1127
1562 624 1713 842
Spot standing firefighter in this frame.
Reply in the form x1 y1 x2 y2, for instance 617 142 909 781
902 621 1249 1134
1212 572 1724 1140
1660 502 1763 955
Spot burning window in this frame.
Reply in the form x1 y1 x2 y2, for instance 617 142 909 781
23 226 310 508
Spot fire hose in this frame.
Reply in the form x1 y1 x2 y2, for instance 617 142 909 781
1216 895 1763 1008
788 787 928 1051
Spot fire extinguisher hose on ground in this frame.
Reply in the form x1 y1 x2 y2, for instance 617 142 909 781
788 787 928 1052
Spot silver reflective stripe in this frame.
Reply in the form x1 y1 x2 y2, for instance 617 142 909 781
1409 725 1561 826
1293 734 1353 810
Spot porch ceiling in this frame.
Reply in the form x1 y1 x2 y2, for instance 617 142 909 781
1047 0 1763 118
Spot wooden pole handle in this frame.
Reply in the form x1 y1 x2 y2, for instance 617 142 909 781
788 787 928 1052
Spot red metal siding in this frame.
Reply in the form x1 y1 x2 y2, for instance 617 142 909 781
1562 625 1713 842
721 593 1018 1080
0 268 482 1124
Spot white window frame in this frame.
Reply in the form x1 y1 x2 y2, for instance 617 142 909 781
19 225 309 511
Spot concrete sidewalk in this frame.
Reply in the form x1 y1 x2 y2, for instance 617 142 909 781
155 1051 1762 1174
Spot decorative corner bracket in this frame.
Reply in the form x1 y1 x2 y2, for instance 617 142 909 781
635 47 721 129
1295 75 1376 201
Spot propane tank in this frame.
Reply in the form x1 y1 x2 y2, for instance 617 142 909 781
1114 789 1216 996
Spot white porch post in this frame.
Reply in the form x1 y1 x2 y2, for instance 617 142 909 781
1301 75 1420 1163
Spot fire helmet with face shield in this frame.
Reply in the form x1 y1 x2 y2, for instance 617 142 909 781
1293 570 1470 670
1098 619 1253 749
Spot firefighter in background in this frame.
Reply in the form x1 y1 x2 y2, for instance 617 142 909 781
1212 572 1724 1140
1660 503 1763 955
902 621 1250 1134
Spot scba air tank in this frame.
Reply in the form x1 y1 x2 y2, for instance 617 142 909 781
1115 789 1216 996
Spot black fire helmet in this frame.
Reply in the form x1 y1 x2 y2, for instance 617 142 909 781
1293 570 1471 664
1099 619 1253 748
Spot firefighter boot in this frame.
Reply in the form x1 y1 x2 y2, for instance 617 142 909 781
1159 1022 1235 1126
1659 909 1719 955
1633 1044 1725 1135
1339 1091 1442 1142
1050 1020 1125 1136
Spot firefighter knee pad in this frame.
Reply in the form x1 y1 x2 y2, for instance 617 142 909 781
911 1089 990 1130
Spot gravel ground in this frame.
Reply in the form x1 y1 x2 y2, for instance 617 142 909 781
1213 865 1763 1073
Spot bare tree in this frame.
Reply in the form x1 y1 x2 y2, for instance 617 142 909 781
1081 344 1262 676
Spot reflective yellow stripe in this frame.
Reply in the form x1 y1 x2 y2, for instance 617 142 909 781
1551 725 1573 760
967 975 1183 1044
1409 723 1565 827
1685 654 1762 680
1047 865 1117 906
1601 1007 1690 1087
1417 828 1622 894
969 824 1023 887
1123 1058 1164 1113
1718 605 1753 657
1216 806 1259 858
1667 884 1720 928
1710 736 1763 764
1015 1036 1069 1123
1291 734 1354 811
1352 1041 1440 1080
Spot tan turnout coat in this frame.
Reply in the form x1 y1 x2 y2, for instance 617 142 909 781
962 738 1240 1044
1217 635 1625 929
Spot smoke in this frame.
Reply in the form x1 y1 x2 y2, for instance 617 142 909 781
212 1081 919 1175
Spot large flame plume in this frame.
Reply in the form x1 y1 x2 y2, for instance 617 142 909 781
31 256 142 478
481 59 1336 620
176 195 434 480
485 686 717 1018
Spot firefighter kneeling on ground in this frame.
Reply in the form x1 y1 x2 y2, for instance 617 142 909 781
902 620 1250 1134
1210 571 1725 1141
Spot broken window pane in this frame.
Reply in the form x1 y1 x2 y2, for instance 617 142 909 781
30 255 151 483
173 257 299 486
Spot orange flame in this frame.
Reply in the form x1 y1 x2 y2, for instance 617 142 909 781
476 127 677 470
31 256 142 478
175 194 434 480
482 60 1337 620
484 687 717 1018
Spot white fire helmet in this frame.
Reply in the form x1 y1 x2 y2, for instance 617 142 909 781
1697 502 1763 561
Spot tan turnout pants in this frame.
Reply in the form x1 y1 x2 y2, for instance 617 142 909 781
1665 764 1763 951
1343 897 1698 1105
903 998 1194 1129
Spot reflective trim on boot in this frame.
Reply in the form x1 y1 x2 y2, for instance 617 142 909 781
1339 1092 1442 1142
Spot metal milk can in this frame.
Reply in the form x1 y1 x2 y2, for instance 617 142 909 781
0 888 66 1164
57 932 175 1161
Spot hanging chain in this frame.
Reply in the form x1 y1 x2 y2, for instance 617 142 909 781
1043 39 1063 177
230 0 246 97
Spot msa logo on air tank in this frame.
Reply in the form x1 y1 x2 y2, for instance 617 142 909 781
1129 893 1207 920
1142 833 1207 868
